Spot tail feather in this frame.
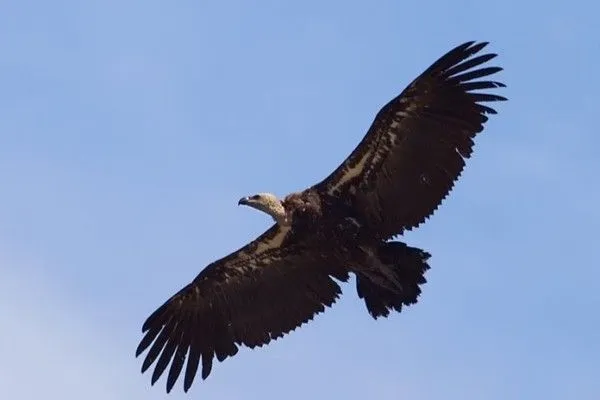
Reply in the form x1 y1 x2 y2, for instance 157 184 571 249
356 241 431 319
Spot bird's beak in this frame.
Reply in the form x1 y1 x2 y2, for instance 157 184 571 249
238 197 249 206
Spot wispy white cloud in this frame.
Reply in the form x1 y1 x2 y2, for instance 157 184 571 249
0 252 141 400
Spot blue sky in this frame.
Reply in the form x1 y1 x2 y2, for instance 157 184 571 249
1 1 598 399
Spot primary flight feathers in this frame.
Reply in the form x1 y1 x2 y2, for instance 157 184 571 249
136 40 506 393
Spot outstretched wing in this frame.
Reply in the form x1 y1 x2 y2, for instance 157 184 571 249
135 223 349 393
314 41 506 238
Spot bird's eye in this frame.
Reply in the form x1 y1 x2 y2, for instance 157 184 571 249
250 195 261 200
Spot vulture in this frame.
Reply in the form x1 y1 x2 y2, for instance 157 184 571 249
136 41 506 393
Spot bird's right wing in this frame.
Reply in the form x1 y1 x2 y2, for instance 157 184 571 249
135 223 349 393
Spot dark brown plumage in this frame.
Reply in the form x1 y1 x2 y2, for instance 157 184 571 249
136 41 506 393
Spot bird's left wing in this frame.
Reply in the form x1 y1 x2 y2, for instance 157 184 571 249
135 223 349 393
313 41 506 238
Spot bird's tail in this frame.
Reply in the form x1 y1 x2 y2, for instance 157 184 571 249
356 241 431 319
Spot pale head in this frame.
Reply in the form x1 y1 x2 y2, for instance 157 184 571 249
238 192 289 225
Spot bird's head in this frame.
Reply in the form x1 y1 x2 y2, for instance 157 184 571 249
238 192 288 225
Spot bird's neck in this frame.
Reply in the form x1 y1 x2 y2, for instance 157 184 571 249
265 201 290 226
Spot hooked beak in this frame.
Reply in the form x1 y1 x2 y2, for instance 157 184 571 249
238 197 250 206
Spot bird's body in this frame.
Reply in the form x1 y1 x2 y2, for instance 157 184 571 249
136 41 507 393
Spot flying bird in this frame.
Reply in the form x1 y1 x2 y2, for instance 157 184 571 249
136 41 506 393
